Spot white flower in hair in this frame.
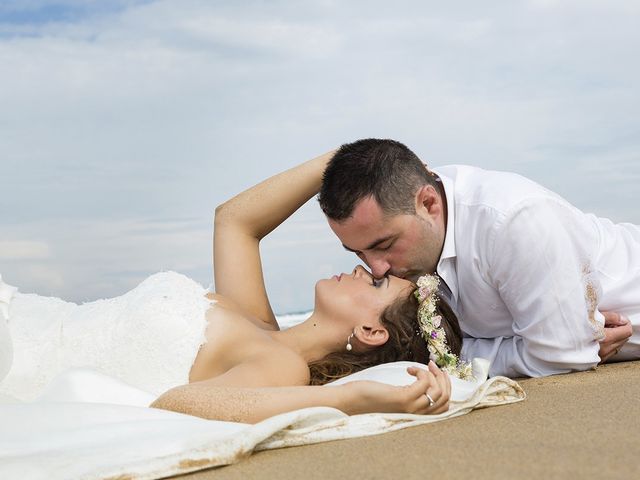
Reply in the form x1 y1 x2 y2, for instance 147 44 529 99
414 274 474 380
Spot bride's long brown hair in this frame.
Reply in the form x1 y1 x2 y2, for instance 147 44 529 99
308 289 463 385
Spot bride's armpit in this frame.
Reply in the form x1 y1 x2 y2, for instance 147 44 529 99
204 291 226 304
204 292 278 331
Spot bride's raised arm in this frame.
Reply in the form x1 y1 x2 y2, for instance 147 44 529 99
213 150 335 329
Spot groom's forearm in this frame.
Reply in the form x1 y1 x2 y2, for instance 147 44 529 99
214 150 334 241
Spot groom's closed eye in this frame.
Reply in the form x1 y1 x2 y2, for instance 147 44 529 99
342 235 395 255
375 240 394 251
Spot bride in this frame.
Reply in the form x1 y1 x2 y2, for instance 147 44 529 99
0 151 469 423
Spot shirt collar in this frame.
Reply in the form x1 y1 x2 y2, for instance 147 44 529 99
432 168 459 304
433 168 456 262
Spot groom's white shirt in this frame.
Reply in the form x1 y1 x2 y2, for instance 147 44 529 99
433 165 640 377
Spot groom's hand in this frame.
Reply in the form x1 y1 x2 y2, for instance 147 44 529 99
598 311 632 363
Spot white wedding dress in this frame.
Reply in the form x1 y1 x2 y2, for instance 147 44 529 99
0 271 211 401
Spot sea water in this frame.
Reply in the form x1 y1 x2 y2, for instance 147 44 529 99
276 311 312 329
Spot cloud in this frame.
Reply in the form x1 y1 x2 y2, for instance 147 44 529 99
1 1 639 311
0 241 51 260
0 217 210 301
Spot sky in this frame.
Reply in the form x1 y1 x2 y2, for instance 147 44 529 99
1 0 639 314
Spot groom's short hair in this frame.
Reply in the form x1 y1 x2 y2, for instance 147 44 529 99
318 139 437 221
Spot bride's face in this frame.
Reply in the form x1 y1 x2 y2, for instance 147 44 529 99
314 265 414 324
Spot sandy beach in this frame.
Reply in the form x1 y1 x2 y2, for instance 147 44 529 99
178 361 640 480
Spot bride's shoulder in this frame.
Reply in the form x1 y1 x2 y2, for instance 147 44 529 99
195 303 310 386
205 292 278 331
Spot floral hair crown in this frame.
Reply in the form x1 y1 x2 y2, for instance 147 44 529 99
415 274 473 380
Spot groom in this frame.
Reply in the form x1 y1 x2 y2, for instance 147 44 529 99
315 139 638 378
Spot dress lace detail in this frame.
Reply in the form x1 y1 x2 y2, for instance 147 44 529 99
0 272 210 401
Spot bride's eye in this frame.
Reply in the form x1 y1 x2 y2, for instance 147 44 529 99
372 278 384 288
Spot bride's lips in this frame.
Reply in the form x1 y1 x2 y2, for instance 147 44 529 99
332 274 342 281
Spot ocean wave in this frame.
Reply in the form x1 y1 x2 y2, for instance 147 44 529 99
276 311 311 330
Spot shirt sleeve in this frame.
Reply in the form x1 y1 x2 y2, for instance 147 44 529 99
461 199 604 378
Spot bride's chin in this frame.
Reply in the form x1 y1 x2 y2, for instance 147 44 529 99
313 279 323 300
314 277 332 291
313 279 334 310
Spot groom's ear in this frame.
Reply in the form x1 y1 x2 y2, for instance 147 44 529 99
355 324 389 348
415 184 442 217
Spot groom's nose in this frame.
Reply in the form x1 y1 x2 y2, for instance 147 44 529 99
365 255 391 279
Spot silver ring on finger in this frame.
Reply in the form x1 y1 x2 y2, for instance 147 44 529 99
425 393 435 407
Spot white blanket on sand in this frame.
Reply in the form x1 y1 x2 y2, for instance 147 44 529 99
0 273 525 480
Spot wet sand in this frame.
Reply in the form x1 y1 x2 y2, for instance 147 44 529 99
176 361 640 480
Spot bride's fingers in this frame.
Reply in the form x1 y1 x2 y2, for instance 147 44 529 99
427 362 446 395
428 360 446 379
396 362 451 415
406 365 450 414
430 361 451 394
443 370 451 400
435 371 451 412
434 367 451 403
408 376 439 414
406 366 428 378
425 361 451 412
405 367 437 400
407 365 444 397
406 366 433 391
406 366 435 387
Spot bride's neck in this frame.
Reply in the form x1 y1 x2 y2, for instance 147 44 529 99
269 312 347 364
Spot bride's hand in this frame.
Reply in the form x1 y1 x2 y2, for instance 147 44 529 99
344 361 451 415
